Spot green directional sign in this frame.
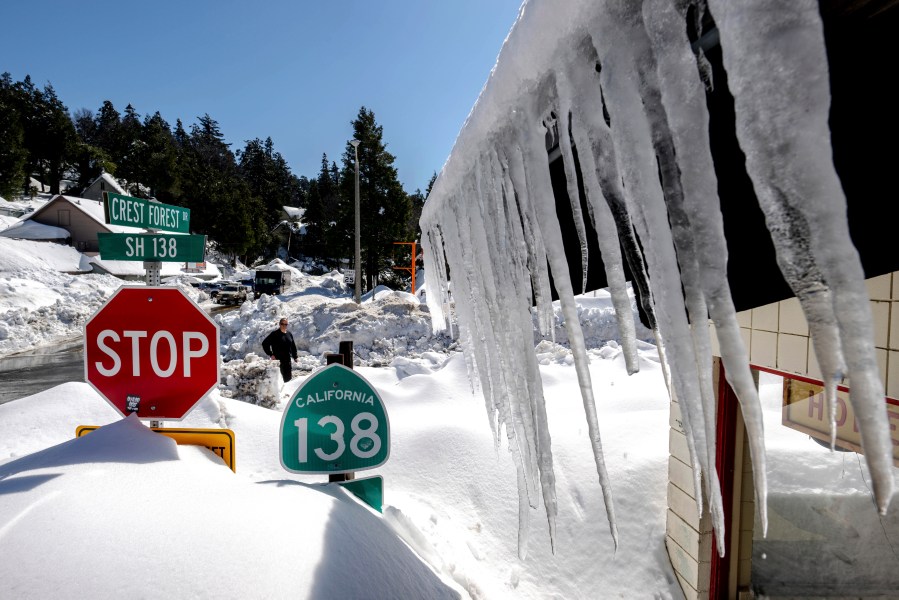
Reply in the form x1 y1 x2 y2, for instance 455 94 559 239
103 192 191 233
338 475 384 513
97 232 206 262
280 364 390 474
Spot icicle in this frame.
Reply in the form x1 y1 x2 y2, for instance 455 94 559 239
470 155 546 506
556 48 643 375
641 0 770 535
551 109 590 294
516 461 531 559
708 0 894 512
628 37 719 491
515 111 619 547
503 141 555 339
440 188 503 449
499 139 561 545
590 1 725 550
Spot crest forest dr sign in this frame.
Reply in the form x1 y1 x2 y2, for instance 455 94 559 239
280 364 391 474
99 192 205 262
104 192 190 233
84 287 220 420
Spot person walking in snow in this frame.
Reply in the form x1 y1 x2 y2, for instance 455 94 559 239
262 317 298 383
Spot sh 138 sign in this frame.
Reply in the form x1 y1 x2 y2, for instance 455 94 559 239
280 364 390 474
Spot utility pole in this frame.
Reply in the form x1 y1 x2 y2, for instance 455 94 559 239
350 139 362 303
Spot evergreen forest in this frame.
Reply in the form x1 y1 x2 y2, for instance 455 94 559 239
0 73 435 291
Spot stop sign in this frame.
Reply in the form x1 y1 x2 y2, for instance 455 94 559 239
84 286 220 420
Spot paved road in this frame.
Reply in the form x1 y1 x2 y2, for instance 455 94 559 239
0 341 84 406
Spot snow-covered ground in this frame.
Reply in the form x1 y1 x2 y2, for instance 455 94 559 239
1 235 897 598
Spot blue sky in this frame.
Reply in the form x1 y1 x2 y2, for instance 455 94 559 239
0 1 523 193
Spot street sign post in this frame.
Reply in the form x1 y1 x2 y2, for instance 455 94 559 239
280 364 390 474
103 192 191 233
84 287 219 420
97 232 206 262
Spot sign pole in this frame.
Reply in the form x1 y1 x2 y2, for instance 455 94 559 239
144 204 161 285
144 260 162 286
330 341 356 482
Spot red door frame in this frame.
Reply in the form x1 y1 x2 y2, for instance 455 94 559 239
709 360 739 599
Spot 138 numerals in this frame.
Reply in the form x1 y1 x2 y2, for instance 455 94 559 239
294 412 382 463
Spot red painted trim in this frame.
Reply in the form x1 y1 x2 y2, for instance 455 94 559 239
750 363 899 406
710 361 738 599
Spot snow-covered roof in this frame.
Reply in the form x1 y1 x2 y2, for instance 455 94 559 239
0 200 34 218
0 220 69 240
283 206 305 220
91 172 127 195
253 258 301 276
28 177 50 192
26 195 143 234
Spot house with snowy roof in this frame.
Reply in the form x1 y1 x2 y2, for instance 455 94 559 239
8 194 141 253
80 173 127 202
421 1 898 598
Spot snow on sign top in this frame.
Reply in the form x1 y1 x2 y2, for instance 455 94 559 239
84 286 219 420
103 192 191 233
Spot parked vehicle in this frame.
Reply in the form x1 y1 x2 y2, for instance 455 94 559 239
216 284 247 305
254 270 291 298
197 281 224 300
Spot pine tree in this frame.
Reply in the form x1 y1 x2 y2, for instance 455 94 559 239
140 112 179 202
70 107 112 194
178 114 262 262
117 104 144 194
299 154 332 260
15 80 77 195
0 73 28 198
93 100 124 175
237 136 300 258
337 107 412 291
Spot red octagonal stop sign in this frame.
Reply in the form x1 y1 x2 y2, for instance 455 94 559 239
84 286 220 420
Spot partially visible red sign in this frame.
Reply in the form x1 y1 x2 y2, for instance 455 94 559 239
782 378 899 467
84 287 219 420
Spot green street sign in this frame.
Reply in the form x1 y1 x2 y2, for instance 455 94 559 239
280 364 390 474
103 192 191 233
337 475 384 513
97 232 206 262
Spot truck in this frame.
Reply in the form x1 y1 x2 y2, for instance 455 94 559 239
215 283 248 305
254 270 292 298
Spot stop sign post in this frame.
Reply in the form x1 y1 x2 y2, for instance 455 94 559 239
84 287 219 420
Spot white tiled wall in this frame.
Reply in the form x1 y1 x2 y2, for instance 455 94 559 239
727 271 899 399
668 274 899 599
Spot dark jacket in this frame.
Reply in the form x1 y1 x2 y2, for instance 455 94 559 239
262 329 297 361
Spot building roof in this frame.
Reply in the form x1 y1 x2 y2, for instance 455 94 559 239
283 206 305 220
0 220 69 240
25 195 144 234
89 173 127 195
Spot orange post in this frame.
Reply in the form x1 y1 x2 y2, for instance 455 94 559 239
392 241 417 293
